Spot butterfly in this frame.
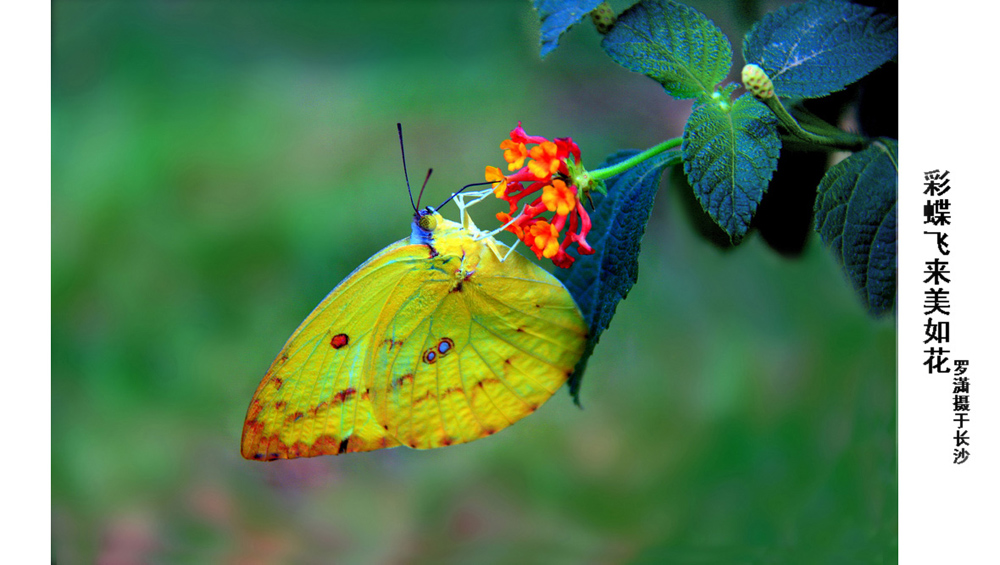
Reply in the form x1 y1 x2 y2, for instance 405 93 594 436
241 127 588 460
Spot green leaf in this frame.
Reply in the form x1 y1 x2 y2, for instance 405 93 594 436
555 150 677 404
533 0 605 58
601 0 731 100
682 93 781 242
814 139 897 316
742 0 897 99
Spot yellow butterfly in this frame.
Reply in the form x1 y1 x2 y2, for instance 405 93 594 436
241 132 588 460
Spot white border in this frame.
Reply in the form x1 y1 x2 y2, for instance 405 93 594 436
899 3 999 562
2 0 51 560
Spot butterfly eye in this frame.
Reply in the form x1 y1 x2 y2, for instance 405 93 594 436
419 213 437 232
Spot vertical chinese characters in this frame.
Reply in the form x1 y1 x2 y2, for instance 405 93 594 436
922 169 970 465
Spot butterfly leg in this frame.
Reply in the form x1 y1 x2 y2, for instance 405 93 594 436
477 207 520 241
450 187 523 264
500 240 520 263
482 237 519 264
453 189 494 232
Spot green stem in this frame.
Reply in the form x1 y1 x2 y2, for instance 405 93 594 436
589 137 683 180
761 96 868 152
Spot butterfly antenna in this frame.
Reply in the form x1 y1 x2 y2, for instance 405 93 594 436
435 181 495 212
415 168 433 210
398 123 417 214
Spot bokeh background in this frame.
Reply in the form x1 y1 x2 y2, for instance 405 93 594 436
52 1 896 563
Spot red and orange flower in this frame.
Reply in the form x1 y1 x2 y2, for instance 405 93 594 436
486 123 595 268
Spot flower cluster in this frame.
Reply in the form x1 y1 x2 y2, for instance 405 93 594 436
485 123 594 268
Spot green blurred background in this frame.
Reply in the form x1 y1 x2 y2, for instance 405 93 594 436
52 1 896 563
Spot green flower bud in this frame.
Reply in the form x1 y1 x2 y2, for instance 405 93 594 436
590 2 616 35
742 64 775 100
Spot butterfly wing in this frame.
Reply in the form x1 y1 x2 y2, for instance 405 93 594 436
242 216 588 460
241 238 426 460
367 227 588 450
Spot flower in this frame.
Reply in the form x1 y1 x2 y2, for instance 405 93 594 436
500 139 528 171
542 179 576 216
485 166 508 197
527 141 560 179
495 211 523 239
527 220 560 258
483 123 594 268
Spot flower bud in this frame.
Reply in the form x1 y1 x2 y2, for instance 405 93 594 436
742 64 775 100
590 2 616 34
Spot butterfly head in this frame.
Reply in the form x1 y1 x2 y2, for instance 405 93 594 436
411 206 442 245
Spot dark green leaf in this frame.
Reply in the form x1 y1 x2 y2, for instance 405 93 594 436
743 0 897 98
533 0 605 58
669 165 735 250
814 139 897 316
556 150 677 404
601 0 731 100
682 93 781 242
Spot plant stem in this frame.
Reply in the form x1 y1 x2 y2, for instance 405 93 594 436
589 137 683 180
762 96 868 152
